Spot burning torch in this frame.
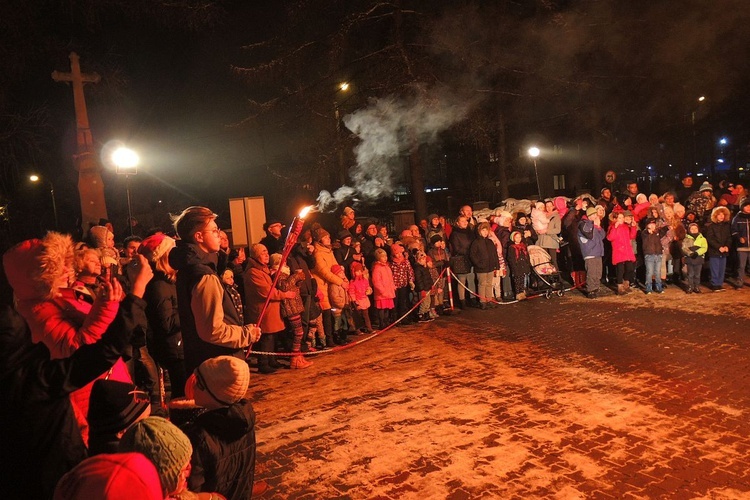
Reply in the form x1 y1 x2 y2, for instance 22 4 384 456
247 205 314 357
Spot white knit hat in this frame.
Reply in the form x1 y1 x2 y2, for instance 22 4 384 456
194 356 250 409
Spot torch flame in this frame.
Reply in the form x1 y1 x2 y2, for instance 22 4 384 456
299 205 314 219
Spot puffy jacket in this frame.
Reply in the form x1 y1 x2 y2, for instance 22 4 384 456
184 399 257 500
448 225 474 258
731 211 750 251
469 236 500 273
705 207 732 257
371 261 396 302
311 243 343 310
578 218 605 258
413 262 433 293
348 277 371 310
682 233 707 257
607 222 637 264
276 270 305 318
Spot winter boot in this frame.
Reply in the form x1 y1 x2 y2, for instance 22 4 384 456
458 299 466 309
623 280 633 294
290 355 313 369
617 284 626 295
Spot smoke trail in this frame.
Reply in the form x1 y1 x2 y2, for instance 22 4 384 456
316 88 474 212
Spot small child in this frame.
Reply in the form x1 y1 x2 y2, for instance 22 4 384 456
425 255 444 318
348 261 374 333
412 250 434 322
641 218 669 294
390 243 416 324
506 230 531 300
221 269 245 324
329 264 353 343
182 356 259 499
371 248 396 328
682 222 707 293
270 254 313 369
531 201 549 235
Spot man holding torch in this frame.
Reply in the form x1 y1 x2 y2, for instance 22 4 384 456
169 206 262 377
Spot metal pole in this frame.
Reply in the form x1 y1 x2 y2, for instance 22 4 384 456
125 174 134 236
533 159 542 199
49 183 59 230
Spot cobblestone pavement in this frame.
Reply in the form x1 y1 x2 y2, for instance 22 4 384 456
250 286 750 499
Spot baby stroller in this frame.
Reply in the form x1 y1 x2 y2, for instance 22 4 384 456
528 245 565 298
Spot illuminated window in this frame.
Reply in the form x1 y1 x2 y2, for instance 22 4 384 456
553 175 566 190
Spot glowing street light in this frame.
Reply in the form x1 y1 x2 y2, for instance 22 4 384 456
698 96 706 102
111 146 139 235
528 147 542 198
29 174 59 230
719 137 728 146
339 82 350 91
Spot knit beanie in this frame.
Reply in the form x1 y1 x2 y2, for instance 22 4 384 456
586 207 598 217
89 226 113 248
698 181 713 192
510 231 523 242
429 234 443 244
88 380 151 437
193 356 250 409
337 229 352 241
54 452 163 500
313 227 330 243
350 261 364 274
118 417 193 495
138 234 175 263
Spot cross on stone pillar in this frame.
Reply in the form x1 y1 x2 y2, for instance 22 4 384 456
52 52 108 230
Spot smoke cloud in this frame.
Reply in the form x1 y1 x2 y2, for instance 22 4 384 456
316 88 474 212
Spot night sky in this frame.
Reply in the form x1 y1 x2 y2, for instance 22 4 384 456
2 0 750 240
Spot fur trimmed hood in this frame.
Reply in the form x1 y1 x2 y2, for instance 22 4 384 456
2 232 74 301
710 206 731 223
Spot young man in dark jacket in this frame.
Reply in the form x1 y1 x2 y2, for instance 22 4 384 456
168 206 262 376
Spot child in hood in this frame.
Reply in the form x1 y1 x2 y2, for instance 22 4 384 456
506 230 531 301
531 201 549 235
682 222 707 293
270 254 313 368
329 264 354 343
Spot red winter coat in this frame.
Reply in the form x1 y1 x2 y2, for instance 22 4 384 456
607 222 637 264
371 261 396 302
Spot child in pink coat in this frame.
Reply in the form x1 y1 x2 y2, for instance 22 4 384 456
370 248 396 329
348 261 374 333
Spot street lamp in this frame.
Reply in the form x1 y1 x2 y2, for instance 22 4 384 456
334 82 351 184
29 174 59 230
528 147 541 198
111 146 139 236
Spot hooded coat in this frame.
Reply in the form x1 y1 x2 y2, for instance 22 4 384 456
705 207 732 257
183 400 257 500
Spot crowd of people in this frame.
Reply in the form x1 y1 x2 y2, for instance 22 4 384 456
0 173 748 498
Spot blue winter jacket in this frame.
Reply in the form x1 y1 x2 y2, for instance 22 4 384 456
578 218 605 258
